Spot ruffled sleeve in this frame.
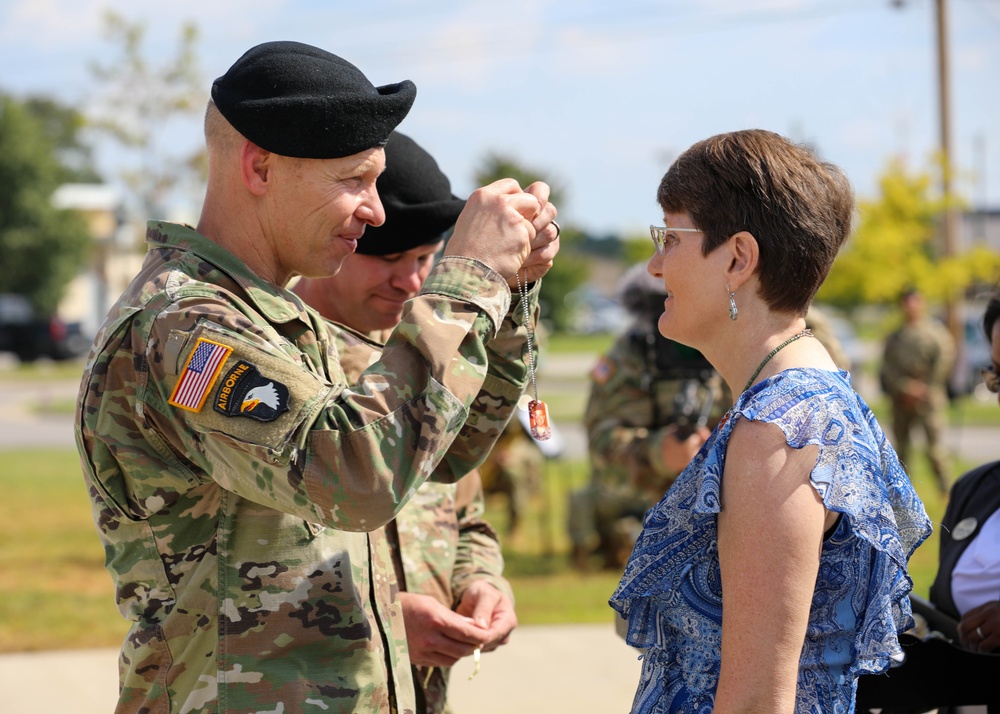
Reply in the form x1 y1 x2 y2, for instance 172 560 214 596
610 368 932 677
723 369 932 672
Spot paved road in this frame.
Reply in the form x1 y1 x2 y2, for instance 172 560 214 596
0 623 643 714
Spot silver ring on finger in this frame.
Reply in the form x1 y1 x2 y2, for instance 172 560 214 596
551 220 561 238
977 625 985 639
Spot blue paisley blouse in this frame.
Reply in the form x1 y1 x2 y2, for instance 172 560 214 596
609 368 932 714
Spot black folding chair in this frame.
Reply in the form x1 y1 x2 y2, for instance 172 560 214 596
855 596 1000 714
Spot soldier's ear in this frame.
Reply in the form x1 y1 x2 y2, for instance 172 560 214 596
240 141 274 196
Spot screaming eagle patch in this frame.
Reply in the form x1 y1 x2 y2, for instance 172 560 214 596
214 360 290 422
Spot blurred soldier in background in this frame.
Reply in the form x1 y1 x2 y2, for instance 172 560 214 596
880 287 955 493
569 264 728 570
569 263 852 571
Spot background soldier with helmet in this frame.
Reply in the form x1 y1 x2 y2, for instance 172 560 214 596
569 263 851 571
569 264 727 570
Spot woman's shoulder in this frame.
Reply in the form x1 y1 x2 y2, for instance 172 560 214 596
754 365 851 398
737 368 860 438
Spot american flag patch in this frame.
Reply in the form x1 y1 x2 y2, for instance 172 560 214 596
168 338 232 412
590 356 615 385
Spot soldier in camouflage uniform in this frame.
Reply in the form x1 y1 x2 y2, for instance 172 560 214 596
294 132 516 714
569 264 728 569
74 42 558 714
880 288 956 493
569 265 851 570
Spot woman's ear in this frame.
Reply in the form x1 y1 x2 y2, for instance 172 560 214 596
240 141 273 196
724 230 759 292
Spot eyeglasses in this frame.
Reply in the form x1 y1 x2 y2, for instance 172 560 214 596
983 366 1000 394
649 225 702 256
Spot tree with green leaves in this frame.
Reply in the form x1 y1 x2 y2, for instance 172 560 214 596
818 158 1000 309
87 11 205 224
23 97 102 184
0 93 91 313
474 153 588 332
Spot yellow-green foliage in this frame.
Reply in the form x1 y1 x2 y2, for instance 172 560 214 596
819 158 1000 308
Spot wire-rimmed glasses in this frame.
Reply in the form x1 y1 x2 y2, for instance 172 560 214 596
649 224 702 256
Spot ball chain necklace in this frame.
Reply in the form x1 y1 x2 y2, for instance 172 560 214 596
515 269 551 440
716 328 813 432
742 328 814 393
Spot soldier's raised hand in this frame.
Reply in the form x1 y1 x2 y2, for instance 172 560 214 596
445 179 541 284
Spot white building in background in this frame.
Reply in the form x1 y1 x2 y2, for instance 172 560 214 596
962 208 1000 255
52 183 144 339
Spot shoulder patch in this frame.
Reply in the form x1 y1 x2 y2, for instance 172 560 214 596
590 356 616 385
213 360 290 422
168 338 233 412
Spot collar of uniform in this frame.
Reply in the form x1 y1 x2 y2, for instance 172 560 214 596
331 321 393 348
145 221 308 325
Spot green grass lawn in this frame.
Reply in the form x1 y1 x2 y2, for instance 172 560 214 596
546 332 615 355
0 449 129 652
0 357 86 382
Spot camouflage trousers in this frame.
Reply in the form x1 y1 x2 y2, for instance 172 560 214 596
891 398 950 492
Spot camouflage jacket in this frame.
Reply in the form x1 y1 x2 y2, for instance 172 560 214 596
74 221 532 714
585 324 729 500
333 316 516 714
881 317 955 403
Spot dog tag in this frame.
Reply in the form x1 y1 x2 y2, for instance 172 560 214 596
528 399 551 441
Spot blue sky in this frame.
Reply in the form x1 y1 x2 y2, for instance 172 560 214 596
2 0 998 236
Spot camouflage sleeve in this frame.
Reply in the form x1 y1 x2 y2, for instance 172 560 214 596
140 256 515 533
584 337 678 493
327 278 536 488
426 278 540 484
881 322 955 392
449 469 512 607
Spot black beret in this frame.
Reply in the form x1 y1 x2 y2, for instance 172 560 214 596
357 132 467 256
211 41 416 159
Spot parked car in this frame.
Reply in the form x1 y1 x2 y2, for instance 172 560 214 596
0 293 89 363
950 313 993 400
565 287 630 335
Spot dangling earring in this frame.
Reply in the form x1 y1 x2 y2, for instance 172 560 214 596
728 290 738 321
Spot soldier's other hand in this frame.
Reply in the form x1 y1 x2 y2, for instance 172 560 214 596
455 580 518 653
399 592 489 667
661 425 711 474
511 181 560 287
445 179 541 284
957 600 1000 653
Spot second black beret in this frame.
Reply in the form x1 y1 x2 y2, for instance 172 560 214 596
357 132 467 256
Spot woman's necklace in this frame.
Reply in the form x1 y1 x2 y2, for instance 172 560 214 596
515 269 550 440
742 329 813 393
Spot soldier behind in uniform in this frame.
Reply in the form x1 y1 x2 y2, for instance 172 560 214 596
880 287 956 493
74 41 559 713
293 132 517 714
568 265 851 571
569 263 729 570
